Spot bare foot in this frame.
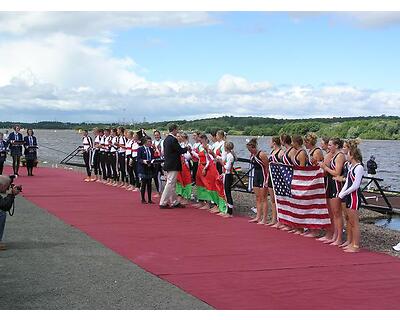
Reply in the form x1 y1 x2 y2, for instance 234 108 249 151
199 204 210 210
339 241 350 248
304 231 319 238
344 246 360 253
209 206 220 213
248 218 259 223
192 203 202 208
329 240 342 246
271 222 281 229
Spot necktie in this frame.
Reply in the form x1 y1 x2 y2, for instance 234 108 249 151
29 136 33 146
146 147 150 161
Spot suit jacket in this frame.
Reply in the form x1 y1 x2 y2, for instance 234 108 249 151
162 134 188 172
24 136 38 155
137 145 155 176
7 132 23 150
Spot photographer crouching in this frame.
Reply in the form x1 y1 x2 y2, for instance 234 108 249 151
0 175 21 250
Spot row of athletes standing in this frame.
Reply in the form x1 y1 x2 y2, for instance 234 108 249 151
79 126 237 217
247 133 364 253
80 127 164 193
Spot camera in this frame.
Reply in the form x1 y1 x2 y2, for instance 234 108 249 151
10 184 23 192
9 175 22 193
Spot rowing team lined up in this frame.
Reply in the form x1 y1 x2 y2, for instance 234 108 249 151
81 128 364 253
80 128 235 215
245 133 364 253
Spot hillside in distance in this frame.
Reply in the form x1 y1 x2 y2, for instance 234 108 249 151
1 115 400 140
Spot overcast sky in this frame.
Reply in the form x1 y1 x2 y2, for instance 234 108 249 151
0 12 399 123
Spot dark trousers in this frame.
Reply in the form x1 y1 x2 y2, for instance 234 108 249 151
26 159 35 176
140 178 152 202
83 151 91 177
109 152 118 181
127 155 136 186
0 160 4 175
100 152 107 179
105 153 112 179
118 152 126 182
153 163 162 193
192 161 198 183
12 156 20 175
132 157 140 187
224 173 234 215
0 210 6 241
93 150 102 176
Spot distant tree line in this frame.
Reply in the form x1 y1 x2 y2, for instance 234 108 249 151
1 115 400 140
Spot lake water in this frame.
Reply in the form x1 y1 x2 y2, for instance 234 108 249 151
2 128 400 190
375 217 400 231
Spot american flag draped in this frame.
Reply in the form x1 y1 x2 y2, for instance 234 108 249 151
269 163 331 229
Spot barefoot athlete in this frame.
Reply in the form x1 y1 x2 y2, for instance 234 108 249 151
247 138 269 225
339 147 364 253
267 136 284 228
278 134 296 231
319 138 345 246
77 128 367 254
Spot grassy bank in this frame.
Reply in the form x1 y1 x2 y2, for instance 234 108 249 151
2 115 400 140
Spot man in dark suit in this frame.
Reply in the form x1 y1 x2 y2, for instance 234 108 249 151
159 123 189 209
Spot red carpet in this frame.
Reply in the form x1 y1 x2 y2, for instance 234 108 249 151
11 167 400 309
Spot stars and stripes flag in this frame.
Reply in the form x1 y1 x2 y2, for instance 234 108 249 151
269 163 331 229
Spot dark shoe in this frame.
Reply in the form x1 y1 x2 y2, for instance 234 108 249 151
141 200 147 204
159 205 171 209
148 201 154 204
172 202 185 208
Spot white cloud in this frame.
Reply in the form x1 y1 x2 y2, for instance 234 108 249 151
0 12 218 37
0 33 145 92
340 12 400 28
1 67 399 122
288 12 400 28
0 12 399 123
217 74 272 94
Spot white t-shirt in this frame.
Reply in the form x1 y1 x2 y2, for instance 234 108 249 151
224 152 235 174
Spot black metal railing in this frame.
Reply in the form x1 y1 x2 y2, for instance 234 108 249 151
230 158 398 215
60 146 85 167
